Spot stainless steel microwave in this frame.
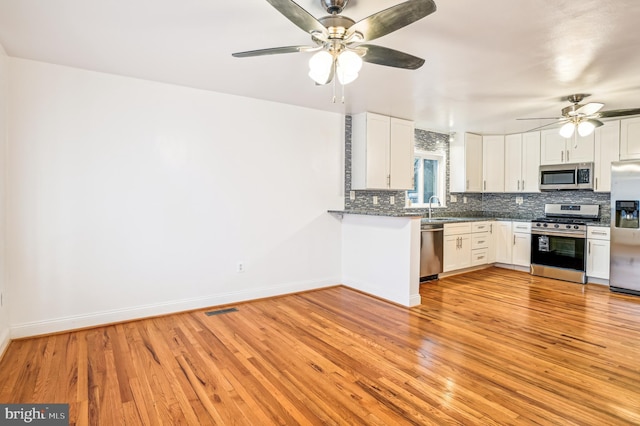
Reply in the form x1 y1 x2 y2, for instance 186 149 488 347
539 162 594 191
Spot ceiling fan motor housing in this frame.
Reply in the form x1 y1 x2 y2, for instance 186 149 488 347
321 0 349 14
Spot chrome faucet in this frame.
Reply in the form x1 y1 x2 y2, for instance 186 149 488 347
428 195 440 219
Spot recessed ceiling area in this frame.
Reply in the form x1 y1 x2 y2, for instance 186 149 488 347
0 0 639 134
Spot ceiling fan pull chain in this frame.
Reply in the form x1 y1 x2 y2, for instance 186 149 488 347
332 70 337 103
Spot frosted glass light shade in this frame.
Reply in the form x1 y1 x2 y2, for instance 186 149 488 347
559 122 576 138
337 51 362 85
308 51 334 84
577 120 596 137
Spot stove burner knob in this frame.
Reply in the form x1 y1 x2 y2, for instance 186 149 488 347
554 224 560 228
536 223 541 227
574 225 579 229
543 223 548 227
566 225 572 229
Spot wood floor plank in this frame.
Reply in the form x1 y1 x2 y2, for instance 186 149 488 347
2 267 640 424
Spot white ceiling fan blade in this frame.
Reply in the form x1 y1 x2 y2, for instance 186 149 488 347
575 102 604 116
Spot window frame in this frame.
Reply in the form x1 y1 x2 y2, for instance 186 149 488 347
407 150 446 208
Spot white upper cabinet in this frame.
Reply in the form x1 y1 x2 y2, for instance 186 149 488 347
482 135 505 192
505 132 540 192
594 120 620 192
351 112 414 190
540 129 594 165
450 132 483 193
620 116 640 160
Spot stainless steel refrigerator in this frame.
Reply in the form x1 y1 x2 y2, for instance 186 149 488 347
610 161 640 295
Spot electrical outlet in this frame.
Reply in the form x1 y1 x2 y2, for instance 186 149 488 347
463 196 468 204
349 190 355 201
373 195 378 205
450 195 457 203
516 196 524 205
237 262 245 273
389 195 395 205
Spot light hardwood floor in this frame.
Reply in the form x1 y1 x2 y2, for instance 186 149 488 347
1 267 640 425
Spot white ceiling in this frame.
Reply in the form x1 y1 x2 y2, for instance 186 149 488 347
1 0 639 135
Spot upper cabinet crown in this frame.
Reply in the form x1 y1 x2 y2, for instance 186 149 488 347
351 112 414 190
540 129 594 165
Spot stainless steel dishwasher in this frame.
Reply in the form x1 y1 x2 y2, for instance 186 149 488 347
420 223 444 281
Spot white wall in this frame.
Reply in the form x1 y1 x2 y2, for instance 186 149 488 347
7 58 344 337
0 44 9 354
342 215 421 307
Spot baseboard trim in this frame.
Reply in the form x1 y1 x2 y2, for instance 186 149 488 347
10 278 340 338
0 327 10 362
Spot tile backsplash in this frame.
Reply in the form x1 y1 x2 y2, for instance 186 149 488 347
343 115 612 221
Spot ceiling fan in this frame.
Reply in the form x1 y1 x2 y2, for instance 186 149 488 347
232 0 436 89
519 94 640 138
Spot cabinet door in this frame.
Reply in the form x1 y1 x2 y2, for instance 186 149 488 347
443 234 471 272
540 130 567 165
504 134 522 192
512 232 532 267
521 131 541 192
459 235 472 269
594 121 620 192
569 133 595 163
389 117 414 190
620 116 640 160
495 221 513 263
486 222 496 263
482 135 505 192
587 239 610 280
351 112 390 189
466 133 483 192
443 235 460 272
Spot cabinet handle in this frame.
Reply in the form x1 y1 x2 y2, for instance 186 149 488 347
478 240 485 244
522 180 524 189
592 231 607 236
566 150 570 162
478 256 485 260
561 150 564 162
595 177 598 191
513 235 516 245
466 179 469 190
484 180 487 191
490 224 493 233
589 241 591 255
517 180 520 191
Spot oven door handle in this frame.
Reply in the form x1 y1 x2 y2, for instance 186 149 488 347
531 230 585 238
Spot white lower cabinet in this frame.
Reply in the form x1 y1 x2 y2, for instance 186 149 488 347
443 223 472 272
495 221 531 267
587 226 611 280
471 221 493 266
512 223 532 267
495 221 513 263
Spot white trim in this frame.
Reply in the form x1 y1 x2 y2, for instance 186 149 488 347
407 150 447 207
0 327 9 360
10 277 340 338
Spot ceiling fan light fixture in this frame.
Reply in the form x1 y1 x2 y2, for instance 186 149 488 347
559 122 576 138
308 50 334 84
336 50 362 85
577 120 595 137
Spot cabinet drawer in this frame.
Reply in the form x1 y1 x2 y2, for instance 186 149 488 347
472 221 491 233
472 233 490 249
471 249 488 266
444 222 472 235
587 226 610 240
513 222 532 233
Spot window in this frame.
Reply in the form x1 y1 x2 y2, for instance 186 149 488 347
407 151 445 207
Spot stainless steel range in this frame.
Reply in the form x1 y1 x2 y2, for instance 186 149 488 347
530 204 600 284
